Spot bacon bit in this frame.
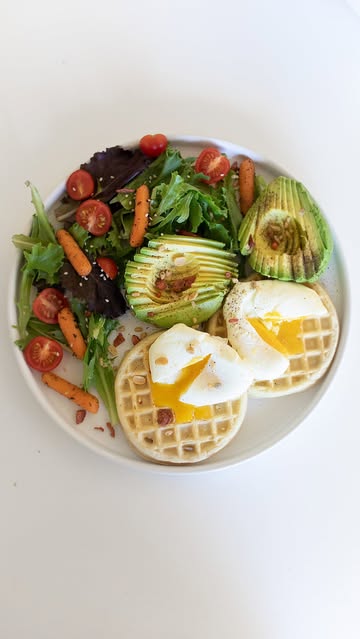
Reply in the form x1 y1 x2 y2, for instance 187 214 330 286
157 408 174 426
147 311 155 317
248 235 255 250
228 318 239 324
106 422 115 438
271 241 279 250
94 426 105 432
131 335 140 345
172 275 196 292
155 278 167 290
75 409 86 424
113 332 125 347
225 271 232 279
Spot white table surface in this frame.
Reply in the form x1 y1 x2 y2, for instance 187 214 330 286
1 1 359 637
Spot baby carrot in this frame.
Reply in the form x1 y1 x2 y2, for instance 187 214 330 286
56 229 92 276
129 184 150 248
58 307 87 360
239 157 255 215
41 372 99 413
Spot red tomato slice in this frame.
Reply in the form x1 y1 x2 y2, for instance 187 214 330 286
96 257 118 280
24 337 63 372
32 288 68 324
195 147 231 184
75 199 112 236
139 133 168 158
66 169 95 201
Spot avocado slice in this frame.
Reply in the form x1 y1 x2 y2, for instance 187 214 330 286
238 176 333 282
125 235 239 328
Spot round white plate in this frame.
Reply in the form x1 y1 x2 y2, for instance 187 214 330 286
8 137 350 474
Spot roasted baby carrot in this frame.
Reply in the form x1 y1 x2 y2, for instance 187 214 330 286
41 372 99 413
58 307 87 360
56 228 92 276
239 157 256 215
129 184 150 247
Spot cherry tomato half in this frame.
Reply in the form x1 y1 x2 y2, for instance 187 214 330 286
194 147 231 185
66 169 95 201
24 336 63 372
32 288 68 325
139 133 168 158
96 256 118 280
75 199 112 236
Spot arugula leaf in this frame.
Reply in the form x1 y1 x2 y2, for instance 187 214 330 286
12 183 63 339
26 181 57 245
222 171 242 245
148 172 232 243
82 314 119 426
114 145 185 211
15 317 67 350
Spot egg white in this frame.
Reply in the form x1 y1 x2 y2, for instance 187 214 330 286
223 280 328 381
149 324 253 405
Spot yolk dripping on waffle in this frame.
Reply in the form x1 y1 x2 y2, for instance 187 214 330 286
150 355 212 422
248 316 304 355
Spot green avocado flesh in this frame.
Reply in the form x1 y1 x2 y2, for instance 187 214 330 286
238 176 333 282
125 235 239 328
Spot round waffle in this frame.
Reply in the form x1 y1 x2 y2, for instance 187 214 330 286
205 282 339 398
114 332 248 464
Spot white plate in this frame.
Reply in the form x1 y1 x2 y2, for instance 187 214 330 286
7 137 350 474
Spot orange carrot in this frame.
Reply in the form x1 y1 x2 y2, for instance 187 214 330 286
129 184 150 247
41 372 99 413
56 229 92 276
239 157 256 215
58 307 87 360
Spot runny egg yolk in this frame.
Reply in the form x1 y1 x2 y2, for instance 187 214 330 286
248 317 304 356
150 355 212 422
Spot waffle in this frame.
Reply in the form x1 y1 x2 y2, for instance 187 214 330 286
114 332 248 464
205 282 339 398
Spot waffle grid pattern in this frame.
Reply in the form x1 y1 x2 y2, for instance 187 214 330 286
205 283 339 398
115 333 247 464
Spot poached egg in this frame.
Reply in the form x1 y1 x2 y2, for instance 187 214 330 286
149 324 253 422
223 280 328 380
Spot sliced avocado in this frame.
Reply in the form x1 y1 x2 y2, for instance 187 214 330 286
238 176 333 282
125 235 238 328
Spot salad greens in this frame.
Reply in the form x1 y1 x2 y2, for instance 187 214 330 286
82 313 119 427
12 182 64 340
147 168 241 248
12 140 247 429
